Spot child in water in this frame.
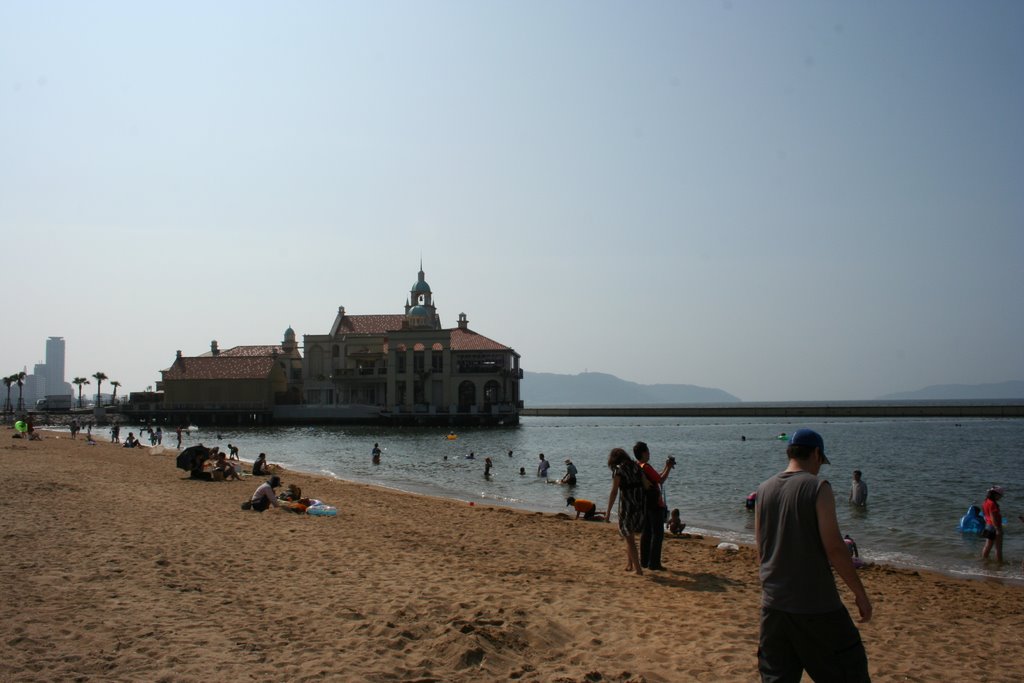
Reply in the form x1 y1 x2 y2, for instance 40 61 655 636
844 534 865 568
667 508 686 535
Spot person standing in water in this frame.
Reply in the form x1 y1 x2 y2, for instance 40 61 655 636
850 470 868 507
981 486 1005 562
372 443 382 464
560 459 578 485
537 453 550 478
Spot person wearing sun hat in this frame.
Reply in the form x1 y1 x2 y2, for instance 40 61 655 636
560 458 578 486
754 428 871 682
981 485 1005 562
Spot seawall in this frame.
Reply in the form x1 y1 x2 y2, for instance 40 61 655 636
522 403 1024 418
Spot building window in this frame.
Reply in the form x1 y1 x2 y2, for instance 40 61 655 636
332 345 339 358
397 354 406 373
432 353 443 372
484 380 501 405
414 351 424 373
309 347 324 377
458 381 475 411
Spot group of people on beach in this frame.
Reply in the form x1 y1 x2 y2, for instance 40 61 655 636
573 430 873 680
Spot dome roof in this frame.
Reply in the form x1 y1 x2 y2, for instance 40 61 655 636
408 305 431 317
284 326 295 339
411 279 431 293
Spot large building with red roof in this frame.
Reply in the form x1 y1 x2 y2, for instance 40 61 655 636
152 264 522 425
300 264 522 424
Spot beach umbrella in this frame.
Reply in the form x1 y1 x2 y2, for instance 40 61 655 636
176 444 210 471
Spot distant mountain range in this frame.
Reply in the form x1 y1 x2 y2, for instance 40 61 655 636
522 371 740 406
877 380 1024 401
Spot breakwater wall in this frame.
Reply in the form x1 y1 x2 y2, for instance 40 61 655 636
522 403 1024 418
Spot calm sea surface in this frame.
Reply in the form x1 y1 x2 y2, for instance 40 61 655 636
161 415 1023 581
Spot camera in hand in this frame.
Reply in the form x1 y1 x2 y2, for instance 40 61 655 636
667 456 676 466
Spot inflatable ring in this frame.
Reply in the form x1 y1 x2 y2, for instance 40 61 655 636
14 421 27 433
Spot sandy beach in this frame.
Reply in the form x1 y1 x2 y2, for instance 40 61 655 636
2 431 1022 682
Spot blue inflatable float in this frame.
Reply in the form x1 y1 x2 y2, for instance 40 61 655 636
959 506 985 534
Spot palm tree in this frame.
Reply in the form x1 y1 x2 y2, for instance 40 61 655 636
110 380 121 405
15 371 25 412
92 371 108 407
2 375 14 414
73 377 90 408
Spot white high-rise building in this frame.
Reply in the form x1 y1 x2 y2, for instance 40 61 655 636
21 337 71 407
45 336 66 395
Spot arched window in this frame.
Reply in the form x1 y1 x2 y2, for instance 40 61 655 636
483 380 501 407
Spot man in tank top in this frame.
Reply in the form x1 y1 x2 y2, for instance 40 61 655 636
755 428 872 682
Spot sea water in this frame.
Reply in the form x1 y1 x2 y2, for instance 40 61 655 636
167 415 1024 581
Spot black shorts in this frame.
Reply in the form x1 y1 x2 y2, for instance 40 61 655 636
251 497 271 512
758 606 870 683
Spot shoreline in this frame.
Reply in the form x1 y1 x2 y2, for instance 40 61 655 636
4 431 1024 681
31 424 1024 585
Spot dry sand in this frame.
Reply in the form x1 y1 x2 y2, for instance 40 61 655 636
2 431 1023 682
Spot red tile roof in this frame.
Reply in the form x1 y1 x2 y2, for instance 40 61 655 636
195 344 286 360
449 328 511 352
382 331 511 353
338 315 406 335
162 357 277 381
212 348 284 358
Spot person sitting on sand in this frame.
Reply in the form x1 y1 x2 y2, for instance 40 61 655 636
566 496 602 520
280 484 303 502
214 452 240 481
249 475 282 512
123 432 140 448
252 453 270 476
667 508 686 535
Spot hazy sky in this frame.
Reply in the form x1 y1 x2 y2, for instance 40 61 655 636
2 1 1022 402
